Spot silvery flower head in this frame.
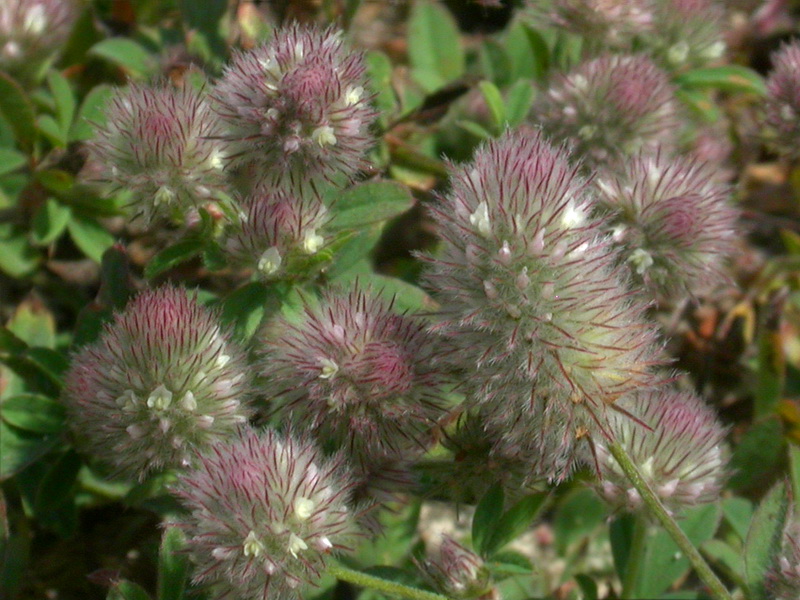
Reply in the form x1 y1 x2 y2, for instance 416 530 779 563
527 0 653 47
63 286 251 479
764 41 800 160
422 129 664 481
86 83 229 223
0 0 77 78
259 284 449 470
213 24 376 192
593 389 728 512
533 54 680 171
595 148 738 301
768 521 800 600
418 536 495 600
172 427 362 600
225 188 329 280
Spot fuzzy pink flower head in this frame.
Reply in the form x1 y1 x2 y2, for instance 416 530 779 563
595 149 738 300
422 129 664 479
418 536 494 600
225 188 329 280
86 83 229 223
0 0 77 76
765 41 800 160
593 389 728 512
63 286 251 479
645 0 726 70
533 54 680 171
259 285 449 469
213 24 376 191
768 521 800 600
171 427 363 600
527 0 653 46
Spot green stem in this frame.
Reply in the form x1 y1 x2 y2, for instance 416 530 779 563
328 561 452 600
607 441 733 600
620 513 648 599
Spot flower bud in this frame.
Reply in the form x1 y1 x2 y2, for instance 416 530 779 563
764 41 800 160
225 188 329 280
213 24 376 191
86 83 229 223
594 148 738 301
422 129 664 481
533 54 680 171
259 284 449 469
63 286 252 479
171 427 362 600
593 389 728 512
0 0 77 78
418 536 494 600
768 520 800 600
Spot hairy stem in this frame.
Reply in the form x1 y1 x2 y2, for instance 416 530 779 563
607 441 733 600
328 561 452 600
620 513 648 599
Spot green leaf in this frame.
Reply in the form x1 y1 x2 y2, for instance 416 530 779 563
504 23 549 82
325 225 382 281
675 88 722 124
0 72 36 152
408 0 464 92
0 226 39 277
329 181 415 231
67 216 114 262
366 50 397 120
22 347 68 389
144 238 204 279
47 71 76 136
675 65 767 95
790 444 800 513
478 81 505 132
479 40 513 88
0 421 57 480
574 574 598 600
32 198 71 245
472 483 504 557
505 79 535 127
721 497 754 542
609 514 635 581
34 450 81 517
483 492 548 557
158 528 190 600
728 417 785 491
7 295 55 349
179 0 227 57
69 84 114 142
217 281 275 342
456 120 493 140
553 488 607 554
701 539 745 588
0 148 26 177
107 580 153 600
37 115 66 147
744 481 790 600
1 394 65 434
342 273 433 313
36 168 74 194
636 503 722 598
89 38 155 79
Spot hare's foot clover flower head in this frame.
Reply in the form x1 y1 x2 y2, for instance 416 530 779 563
421 129 664 481
647 0 725 70
527 0 653 47
63 286 251 479
534 54 679 171
768 521 800 600
259 284 449 469
594 389 728 512
0 0 77 77
172 428 363 600
225 188 329 280
595 149 738 301
418 536 495 600
765 41 800 160
85 83 229 224
213 24 377 192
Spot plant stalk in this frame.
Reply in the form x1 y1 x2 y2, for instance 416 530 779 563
620 513 648 599
328 561 452 600
607 441 733 600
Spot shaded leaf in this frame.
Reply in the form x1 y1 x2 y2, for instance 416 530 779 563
89 38 155 79
158 528 190 600
744 481 790 600
473 483 504 557
1 394 65 433
329 181 415 231
68 216 115 262
0 72 36 151
408 0 464 91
